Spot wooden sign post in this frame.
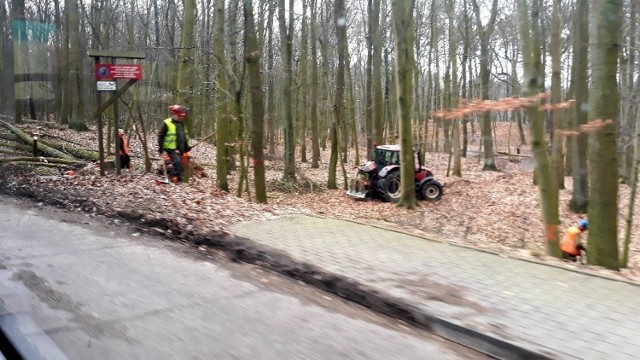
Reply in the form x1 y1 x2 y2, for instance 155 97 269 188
88 50 145 176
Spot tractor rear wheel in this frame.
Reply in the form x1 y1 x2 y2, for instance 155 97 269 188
419 180 443 201
382 172 401 202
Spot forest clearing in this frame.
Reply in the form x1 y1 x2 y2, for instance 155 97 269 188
1 118 639 283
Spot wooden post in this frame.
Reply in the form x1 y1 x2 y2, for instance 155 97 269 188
88 50 144 177
94 56 106 176
112 57 121 175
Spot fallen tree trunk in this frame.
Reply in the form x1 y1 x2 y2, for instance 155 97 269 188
40 140 100 161
0 142 35 153
0 157 85 165
0 149 27 156
1 161 74 169
41 133 89 148
0 133 19 142
0 120 75 160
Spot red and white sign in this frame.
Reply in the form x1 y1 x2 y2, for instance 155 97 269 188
95 64 142 80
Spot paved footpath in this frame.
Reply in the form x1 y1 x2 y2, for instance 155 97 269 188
231 216 640 360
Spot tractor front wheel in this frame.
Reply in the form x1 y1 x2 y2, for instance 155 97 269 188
382 172 401 202
419 180 443 201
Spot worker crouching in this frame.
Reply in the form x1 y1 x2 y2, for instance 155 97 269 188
560 219 588 262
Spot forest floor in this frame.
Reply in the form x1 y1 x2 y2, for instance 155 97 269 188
2 120 639 283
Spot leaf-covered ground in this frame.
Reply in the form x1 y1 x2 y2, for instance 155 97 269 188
3 121 639 283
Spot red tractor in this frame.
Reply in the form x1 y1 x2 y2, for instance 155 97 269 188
347 145 443 202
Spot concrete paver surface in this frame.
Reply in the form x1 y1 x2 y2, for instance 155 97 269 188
232 216 640 360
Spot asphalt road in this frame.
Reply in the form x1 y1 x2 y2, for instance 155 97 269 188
0 195 485 360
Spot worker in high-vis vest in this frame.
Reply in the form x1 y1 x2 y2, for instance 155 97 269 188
560 219 588 261
158 105 192 184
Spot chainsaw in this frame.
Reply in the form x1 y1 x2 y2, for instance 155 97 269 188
155 153 173 185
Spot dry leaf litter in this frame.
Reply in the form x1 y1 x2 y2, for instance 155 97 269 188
2 121 639 284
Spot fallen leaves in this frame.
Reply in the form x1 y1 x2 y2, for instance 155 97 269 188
0 121 639 284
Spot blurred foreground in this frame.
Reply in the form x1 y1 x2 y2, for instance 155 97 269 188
0 195 483 359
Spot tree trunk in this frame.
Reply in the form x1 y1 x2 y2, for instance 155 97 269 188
214 0 229 192
550 0 564 190
266 0 276 155
299 0 309 163
568 0 589 214
0 0 15 115
278 0 296 181
12 0 28 122
244 0 267 203
328 0 346 190
621 2 638 184
471 0 499 171
175 0 196 182
587 0 622 270
391 0 417 210
372 0 383 147
622 104 640 267
65 0 87 130
447 0 461 177
346 50 359 166
365 0 374 155
516 0 561 258
310 0 320 168
320 0 331 151
461 0 471 157
226 0 241 172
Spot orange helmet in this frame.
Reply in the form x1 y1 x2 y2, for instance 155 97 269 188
168 104 188 118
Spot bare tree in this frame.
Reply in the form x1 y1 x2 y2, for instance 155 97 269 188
328 0 346 189
299 0 309 163
215 0 230 192
310 0 321 168
372 0 383 147
549 0 564 190
587 0 622 270
278 0 296 180
64 0 86 130
516 0 561 258
471 0 498 171
568 0 589 213
447 0 461 177
0 0 14 115
391 0 417 209
244 0 267 203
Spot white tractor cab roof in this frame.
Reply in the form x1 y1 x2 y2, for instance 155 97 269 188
376 144 401 151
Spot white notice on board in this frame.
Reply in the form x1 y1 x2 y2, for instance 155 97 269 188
97 81 116 91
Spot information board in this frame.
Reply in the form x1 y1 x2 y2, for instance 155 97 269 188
95 64 142 80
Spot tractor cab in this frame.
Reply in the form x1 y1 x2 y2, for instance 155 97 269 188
373 145 401 172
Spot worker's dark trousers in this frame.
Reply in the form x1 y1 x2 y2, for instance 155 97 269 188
562 244 586 262
120 154 130 169
168 152 183 182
